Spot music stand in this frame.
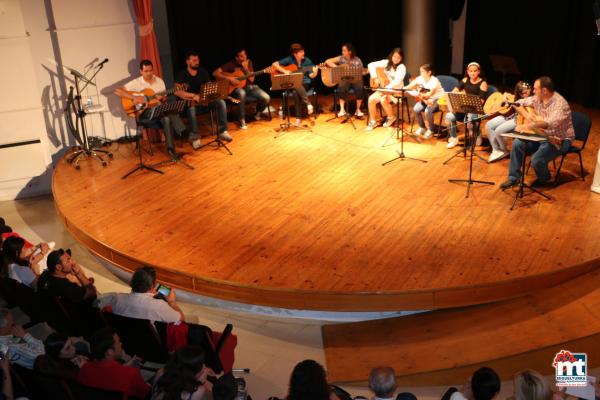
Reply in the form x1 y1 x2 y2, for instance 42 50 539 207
500 132 551 210
121 120 165 179
380 88 427 166
446 93 494 197
271 73 311 137
196 80 233 155
489 55 521 87
326 66 364 129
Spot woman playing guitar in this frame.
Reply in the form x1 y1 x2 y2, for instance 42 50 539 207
272 43 318 126
485 81 532 162
403 64 443 139
324 43 365 118
445 61 488 149
366 48 407 131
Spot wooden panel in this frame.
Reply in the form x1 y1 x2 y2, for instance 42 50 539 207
52 101 600 310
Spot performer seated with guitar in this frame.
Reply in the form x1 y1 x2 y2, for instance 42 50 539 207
174 51 231 147
445 62 488 149
366 47 407 131
485 81 532 162
213 48 271 129
115 59 185 159
272 43 318 126
500 76 574 189
324 43 365 118
403 63 443 139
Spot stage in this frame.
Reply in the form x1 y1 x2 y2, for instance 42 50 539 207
52 104 600 312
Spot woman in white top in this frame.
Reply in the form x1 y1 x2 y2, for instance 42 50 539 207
366 48 407 131
403 64 443 139
0 236 48 288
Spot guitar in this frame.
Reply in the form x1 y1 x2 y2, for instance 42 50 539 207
516 106 545 135
320 65 368 87
220 67 273 94
270 63 324 79
408 85 432 103
483 92 515 116
121 83 188 117
369 67 390 88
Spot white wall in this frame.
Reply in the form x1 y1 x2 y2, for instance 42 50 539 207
0 0 140 200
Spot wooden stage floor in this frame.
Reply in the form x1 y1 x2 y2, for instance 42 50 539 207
52 105 600 311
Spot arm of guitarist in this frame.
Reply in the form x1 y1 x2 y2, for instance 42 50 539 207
174 85 200 103
325 56 341 68
213 67 239 85
272 61 291 75
114 87 145 105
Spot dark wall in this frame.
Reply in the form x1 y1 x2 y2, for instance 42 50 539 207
464 0 600 108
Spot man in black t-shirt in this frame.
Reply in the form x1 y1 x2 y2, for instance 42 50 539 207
175 51 231 148
38 248 97 303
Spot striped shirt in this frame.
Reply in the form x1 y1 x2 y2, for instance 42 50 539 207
0 333 45 369
520 92 574 140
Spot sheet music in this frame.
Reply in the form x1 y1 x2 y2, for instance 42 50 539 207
500 132 547 142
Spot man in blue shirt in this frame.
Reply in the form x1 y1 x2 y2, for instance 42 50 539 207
272 43 318 126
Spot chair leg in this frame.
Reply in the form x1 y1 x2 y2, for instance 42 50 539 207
554 154 566 184
579 152 585 181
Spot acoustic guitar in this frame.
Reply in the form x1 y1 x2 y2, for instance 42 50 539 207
121 83 187 117
516 105 545 135
320 65 368 87
220 66 273 94
369 67 390 88
270 63 324 79
483 92 515 116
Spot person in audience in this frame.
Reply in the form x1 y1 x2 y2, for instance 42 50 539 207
368 367 397 400
212 372 239 400
151 345 216 400
33 332 88 381
77 327 150 399
0 236 48 288
0 351 16 400
513 370 552 400
37 249 97 303
96 266 185 323
285 359 332 400
0 309 44 370
449 367 500 400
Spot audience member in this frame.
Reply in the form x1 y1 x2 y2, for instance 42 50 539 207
450 367 500 400
0 237 47 288
37 249 97 303
285 359 333 400
97 266 185 323
513 370 552 400
33 332 88 381
0 309 44 370
152 345 215 400
0 350 17 400
212 372 239 400
369 367 398 400
77 327 150 399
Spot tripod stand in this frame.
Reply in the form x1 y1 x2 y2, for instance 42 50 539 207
196 80 233 155
325 66 364 130
271 73 312 137
380 88 427 166
445 93 494 197
121 121 164 179
64 64 113 169
148 100 194 170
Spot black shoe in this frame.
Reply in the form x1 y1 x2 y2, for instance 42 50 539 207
531 179 550 188
500 179 518 190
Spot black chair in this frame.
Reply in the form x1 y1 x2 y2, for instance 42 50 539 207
33 373 78 400
555 111 592 184
37 292 104 339
69 381 130 400
0 277 44 326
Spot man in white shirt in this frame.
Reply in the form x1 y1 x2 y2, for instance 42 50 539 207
96 266 184 324
0 308 44 370
115 59 185 159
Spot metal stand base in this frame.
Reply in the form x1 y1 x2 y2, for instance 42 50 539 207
67 146 113 170
197 138 233 155
510 181 551 210
327 112 356 130
122 135 164 179
153 151 195 170
382 149 427 166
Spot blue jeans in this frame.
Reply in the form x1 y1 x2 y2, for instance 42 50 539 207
231 85 270 120
138 110 184 151
445 112 479 138
508 139 572 182
284 83 313 118
486 115 516 152
413 101 439 129
185 99 228 139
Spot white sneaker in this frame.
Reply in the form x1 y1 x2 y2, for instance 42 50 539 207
337 110 346 117
191 139 201 150
239 119 247 130
447 137 459 149
366 120 377 131
254 113 262 121
355 110 364 118
488 150 509 163
307 104 314 115
294 118 302 127
415 127 426 136
475 135 482 146
423 129 433 139
383 117 396 127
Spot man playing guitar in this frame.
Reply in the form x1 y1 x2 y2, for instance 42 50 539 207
272 43 318 126
213 48 271 129
115 59 184 159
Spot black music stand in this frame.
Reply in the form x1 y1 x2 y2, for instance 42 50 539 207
381 88 427 166
271 73 311 137
148 100 194 170
121 121 165 179
326 66 364 130
196 80 233 155
446 93 494 197
443 93 487 165
500 133 551 210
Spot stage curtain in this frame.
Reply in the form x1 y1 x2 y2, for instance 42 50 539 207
133 0 163 77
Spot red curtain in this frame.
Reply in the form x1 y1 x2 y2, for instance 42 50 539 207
133 0 163 78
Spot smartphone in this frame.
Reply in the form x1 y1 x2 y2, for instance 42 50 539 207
157 284 171 297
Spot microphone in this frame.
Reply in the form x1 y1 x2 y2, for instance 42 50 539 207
501 101 522 107
97 58 109 67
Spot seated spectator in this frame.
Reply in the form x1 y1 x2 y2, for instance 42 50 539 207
77 327 150 399
369 367 397 400
213 372 240 400
152 345 215 400
33 332 88 381
285 359 335 400
97 266 184 323
0 236 48 288
0 309 44 370
449 367 501 400
513 370 552 400
37 249 97 303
